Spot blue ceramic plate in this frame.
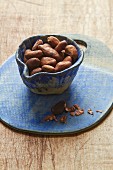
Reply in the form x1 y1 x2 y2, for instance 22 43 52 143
0 55 113 135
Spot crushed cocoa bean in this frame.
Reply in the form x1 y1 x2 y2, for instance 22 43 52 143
87 109 93 115
44 114 57 122
65 106 75 112
96 110 103 113
75 109 84 116
60 116 67 123
43 100 102 124
73 104 81 110
70 112 76 116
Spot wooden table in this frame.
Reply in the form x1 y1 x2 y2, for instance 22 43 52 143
0 0 113 170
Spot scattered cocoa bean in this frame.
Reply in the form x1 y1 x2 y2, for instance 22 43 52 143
42 100 99 125
59 50 66 61
24 50 43 60
43 43 51 47
40 57 57 67
65 45 78 61
75 109 84 116
70 112 75 116
47 36 60 48
63 56 73 63
73 104 81 110
55 61 72 72
26 58 40 71
44 114 57 122
87 109 93 115
65 106 75 112
96 110 103 113
42 65 55 73
60 116 67 123
30 67 42 75
55 40 67 53
38 45 61 61
32 39 43 50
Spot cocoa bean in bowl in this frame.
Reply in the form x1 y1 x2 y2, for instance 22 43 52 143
15 35 84 94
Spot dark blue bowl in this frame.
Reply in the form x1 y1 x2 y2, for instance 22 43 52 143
15 35 84 94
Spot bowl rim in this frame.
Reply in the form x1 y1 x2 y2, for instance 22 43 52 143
16 34 84 79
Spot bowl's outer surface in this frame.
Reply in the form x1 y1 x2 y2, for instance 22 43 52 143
16 35 84 94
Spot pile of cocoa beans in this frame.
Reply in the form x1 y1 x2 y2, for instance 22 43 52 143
24 36 78 75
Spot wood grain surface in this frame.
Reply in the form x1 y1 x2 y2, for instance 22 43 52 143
0 0 113 170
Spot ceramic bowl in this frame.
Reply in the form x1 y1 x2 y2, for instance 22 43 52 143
15 34 84 94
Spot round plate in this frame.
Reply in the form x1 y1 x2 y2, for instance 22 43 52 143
0 53 113 135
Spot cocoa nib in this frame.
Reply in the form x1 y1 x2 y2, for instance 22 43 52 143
75 109 84 116
43 101 86 124
60 116 67 123
44 114 57 121
51 100 66 115
73 104 81 110
96 110 103 113
65 103 84 116
87 109 93 115
65 106 75 112
70 111 76 116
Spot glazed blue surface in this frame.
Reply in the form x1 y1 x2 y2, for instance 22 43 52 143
0 55 113 134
